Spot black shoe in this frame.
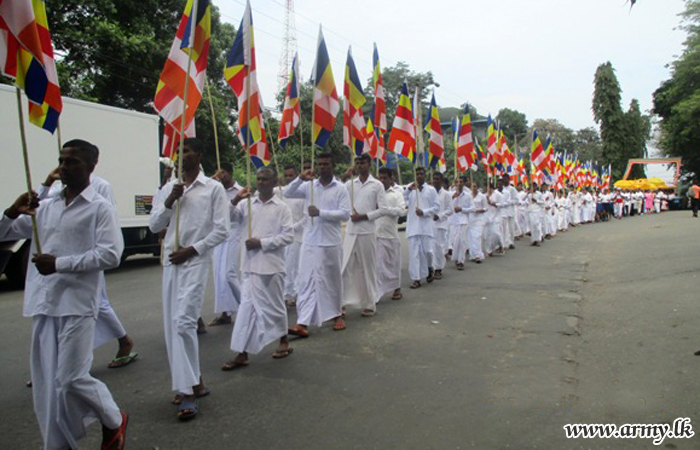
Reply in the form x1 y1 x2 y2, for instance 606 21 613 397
427 268 435 283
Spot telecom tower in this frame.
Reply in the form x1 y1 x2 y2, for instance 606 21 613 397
277 0 297 95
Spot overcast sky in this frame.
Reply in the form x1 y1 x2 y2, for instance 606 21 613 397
217 0 687 132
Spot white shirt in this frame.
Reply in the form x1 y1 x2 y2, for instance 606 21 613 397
38 174 116 207
376 187 406 240
283 195 306 243
403 183 439 237
434 187 454 230
284 176 351 247
469 191 487 222
345 175 388 235
452 190 474 225
149 171 230 266
232 194 294 275
527 191 545 212
486 190 503 220
504 185 518 217
0 185 123 317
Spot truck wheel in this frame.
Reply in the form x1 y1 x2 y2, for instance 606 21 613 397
5 241 30 288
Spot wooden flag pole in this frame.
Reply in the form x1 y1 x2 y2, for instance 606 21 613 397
204 78 221 171
15 87 43 254
245 69 253 239
310 87 315 219
174 0 199 251
299 115 304 171
396 153 403 185
56 121 62 154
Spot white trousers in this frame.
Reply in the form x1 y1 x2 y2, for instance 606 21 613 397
484 216 504 254
163 262 209 395
408 235 434 281
376 237 401 296
212 235 241 315
32 315 121 450
284 240 302 300
230 273 287 354
342 233 379 311
450 224 469 264
614 203 623 218
93 275 126 348
502 215 515 247
529 211 543 243
468 218 485 261
433 228 449 270
517 207 530 235
548 211 558 236
296 244 343 327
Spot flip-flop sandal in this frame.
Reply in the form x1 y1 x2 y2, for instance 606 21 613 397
177 401 198 421
391 293 403 300
108 352 138 369
361 309 375 317
101 410 128 450
333 320 346 331
272 347 294 359
174 386 212 405
221 360 250 371
410 281 421 289
288 325 309 337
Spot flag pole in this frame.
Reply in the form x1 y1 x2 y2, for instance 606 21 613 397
204 77 221 171
310 82 315 224
174 0 199 251
245 68 253 239
56 121 62 154
265 116 282 180
14 87 43 254
396 153 403 185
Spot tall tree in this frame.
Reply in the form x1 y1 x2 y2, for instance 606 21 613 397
496 108 528 143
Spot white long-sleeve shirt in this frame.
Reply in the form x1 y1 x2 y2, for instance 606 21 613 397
345 175 388 235
38 174 116 207
403 183 439 238
149 171 230 266
376 187 406 240
469 192 487 222
283 196 306 243
452 190 474 225
284 176 351 247
527 191 545 213
232 194 294 275
504 185 518 217
0 185 123 317
434 187 454 231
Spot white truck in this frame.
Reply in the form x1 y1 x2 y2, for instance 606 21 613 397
0 84 161 286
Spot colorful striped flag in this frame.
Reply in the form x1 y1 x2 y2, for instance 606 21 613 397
225 0 269 168
0 0 62 133
456 104 475 172
387 81 415 161
487 114 498 159
372 43 387 134
311 26 340 149
424 92 444 171
531 130 546 171
161 120 196 160
343 47 366 156
154 0 210 140
278 52 300 149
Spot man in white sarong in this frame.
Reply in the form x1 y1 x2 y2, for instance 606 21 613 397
451 176 474 269
38 160 137 369
468 182 487 263
341 153 387 317
500 175 518 249
222 168 295 370
432 172 453 280
517 184 530 236
1 140 128 450
284 153 351 336
376 168 406 300
208 162 243 327
527 184 545 246
484 183 505 256
404 167 439 289
570 189 581 226
149 138 230 420
282 165 306 307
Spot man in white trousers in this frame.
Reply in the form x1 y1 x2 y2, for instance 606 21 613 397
501 175 519 249
404 167 439 289
376 167 406 300
149 138 230 421
431 172 453 280
1 140 128 450
284 153 351 336
468 182 487 263
222 168 295 370
341 153 387 317
451 176 474 270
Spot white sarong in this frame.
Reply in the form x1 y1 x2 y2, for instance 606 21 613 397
296 244 343 327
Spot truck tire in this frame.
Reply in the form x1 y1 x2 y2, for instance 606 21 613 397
5 241 30 288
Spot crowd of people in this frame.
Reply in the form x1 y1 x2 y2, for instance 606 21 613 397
0 137 676 450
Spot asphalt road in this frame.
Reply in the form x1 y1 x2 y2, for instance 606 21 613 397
1 211 699 449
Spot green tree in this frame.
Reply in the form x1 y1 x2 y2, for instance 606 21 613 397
653 0 700 178
496 108 528 143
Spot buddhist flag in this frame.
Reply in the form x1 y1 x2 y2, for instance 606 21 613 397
0 0 62 133
311 26 340 149
372 43 387 134
487 114 498 159
278 52 300 149
162 120 196 160
456 104 475 172
424 92 444 171
154 0 210 138
387 81 415 161
531 130 546 171
225 0 269 167
343 47 366 156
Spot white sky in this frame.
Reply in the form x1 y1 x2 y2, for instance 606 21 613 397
217 0 687 131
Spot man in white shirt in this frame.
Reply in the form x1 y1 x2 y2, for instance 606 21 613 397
485 182 505 256
501 175 518 249
431 172 453 280
341 153 387 317
208 162 243 327
404 167 439 288
282 165 306 307
149 138 230 420
37 157 137 369
376 168 406 300
451 176 474 269
517 184 530 236
1 140 127 450
284 153 351 336
468 182 487 263
222 168 295 370
527 184 545 246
